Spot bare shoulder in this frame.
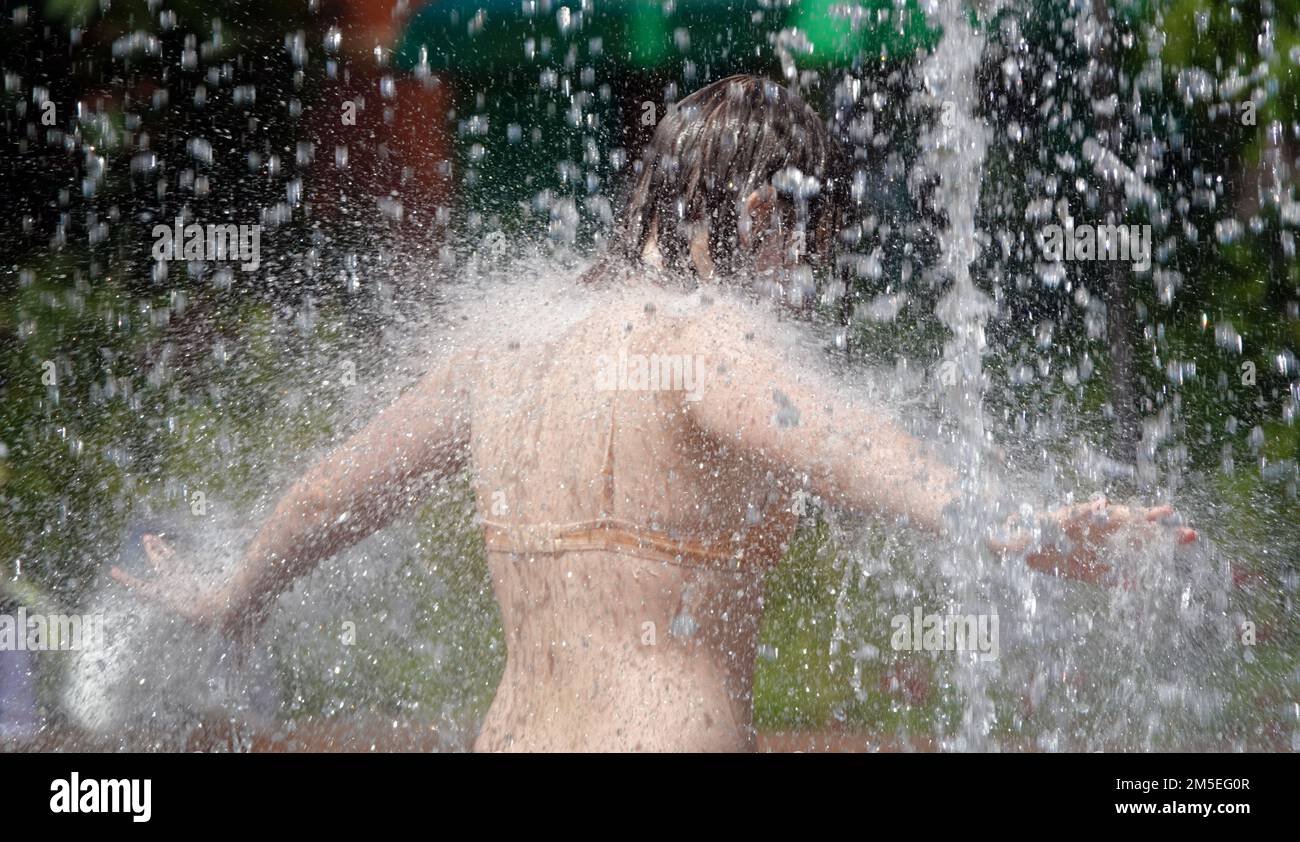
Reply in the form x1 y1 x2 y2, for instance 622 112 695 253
415 337 482 403
670 291 816 373
643 288 764 350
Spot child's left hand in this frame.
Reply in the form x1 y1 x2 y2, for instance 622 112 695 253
992 497 1198 585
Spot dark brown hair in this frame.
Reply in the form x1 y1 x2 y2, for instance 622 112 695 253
621 74 850 276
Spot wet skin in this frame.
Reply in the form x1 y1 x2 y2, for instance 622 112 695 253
113 283 1196 751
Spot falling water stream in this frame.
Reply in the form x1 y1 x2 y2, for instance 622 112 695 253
916 0 1002 751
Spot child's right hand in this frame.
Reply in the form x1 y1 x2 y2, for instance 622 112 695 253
110 533 245 637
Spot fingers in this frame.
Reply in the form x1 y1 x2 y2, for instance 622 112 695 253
1107 504 1133 520
1035 499 1200 583
110 565 161 600
1020 497 1202 590
1059 499 1125 542
1073 501 1199 550
1071 501 1175 531
1141 506 1198 545
142 533 174 569
111 565 204 622
1145 504 1175 521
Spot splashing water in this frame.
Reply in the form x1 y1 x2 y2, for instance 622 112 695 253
1 0 1295 751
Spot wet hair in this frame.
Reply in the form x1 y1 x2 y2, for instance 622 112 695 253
621 74 850 277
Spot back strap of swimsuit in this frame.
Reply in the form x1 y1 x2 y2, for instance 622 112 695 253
481 518 747 569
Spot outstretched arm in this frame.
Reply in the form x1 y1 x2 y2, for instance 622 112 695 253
113 356 472 633
681 308 958 533
679 306 1195 578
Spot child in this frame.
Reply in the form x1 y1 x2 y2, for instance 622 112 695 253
114 75 1195 751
